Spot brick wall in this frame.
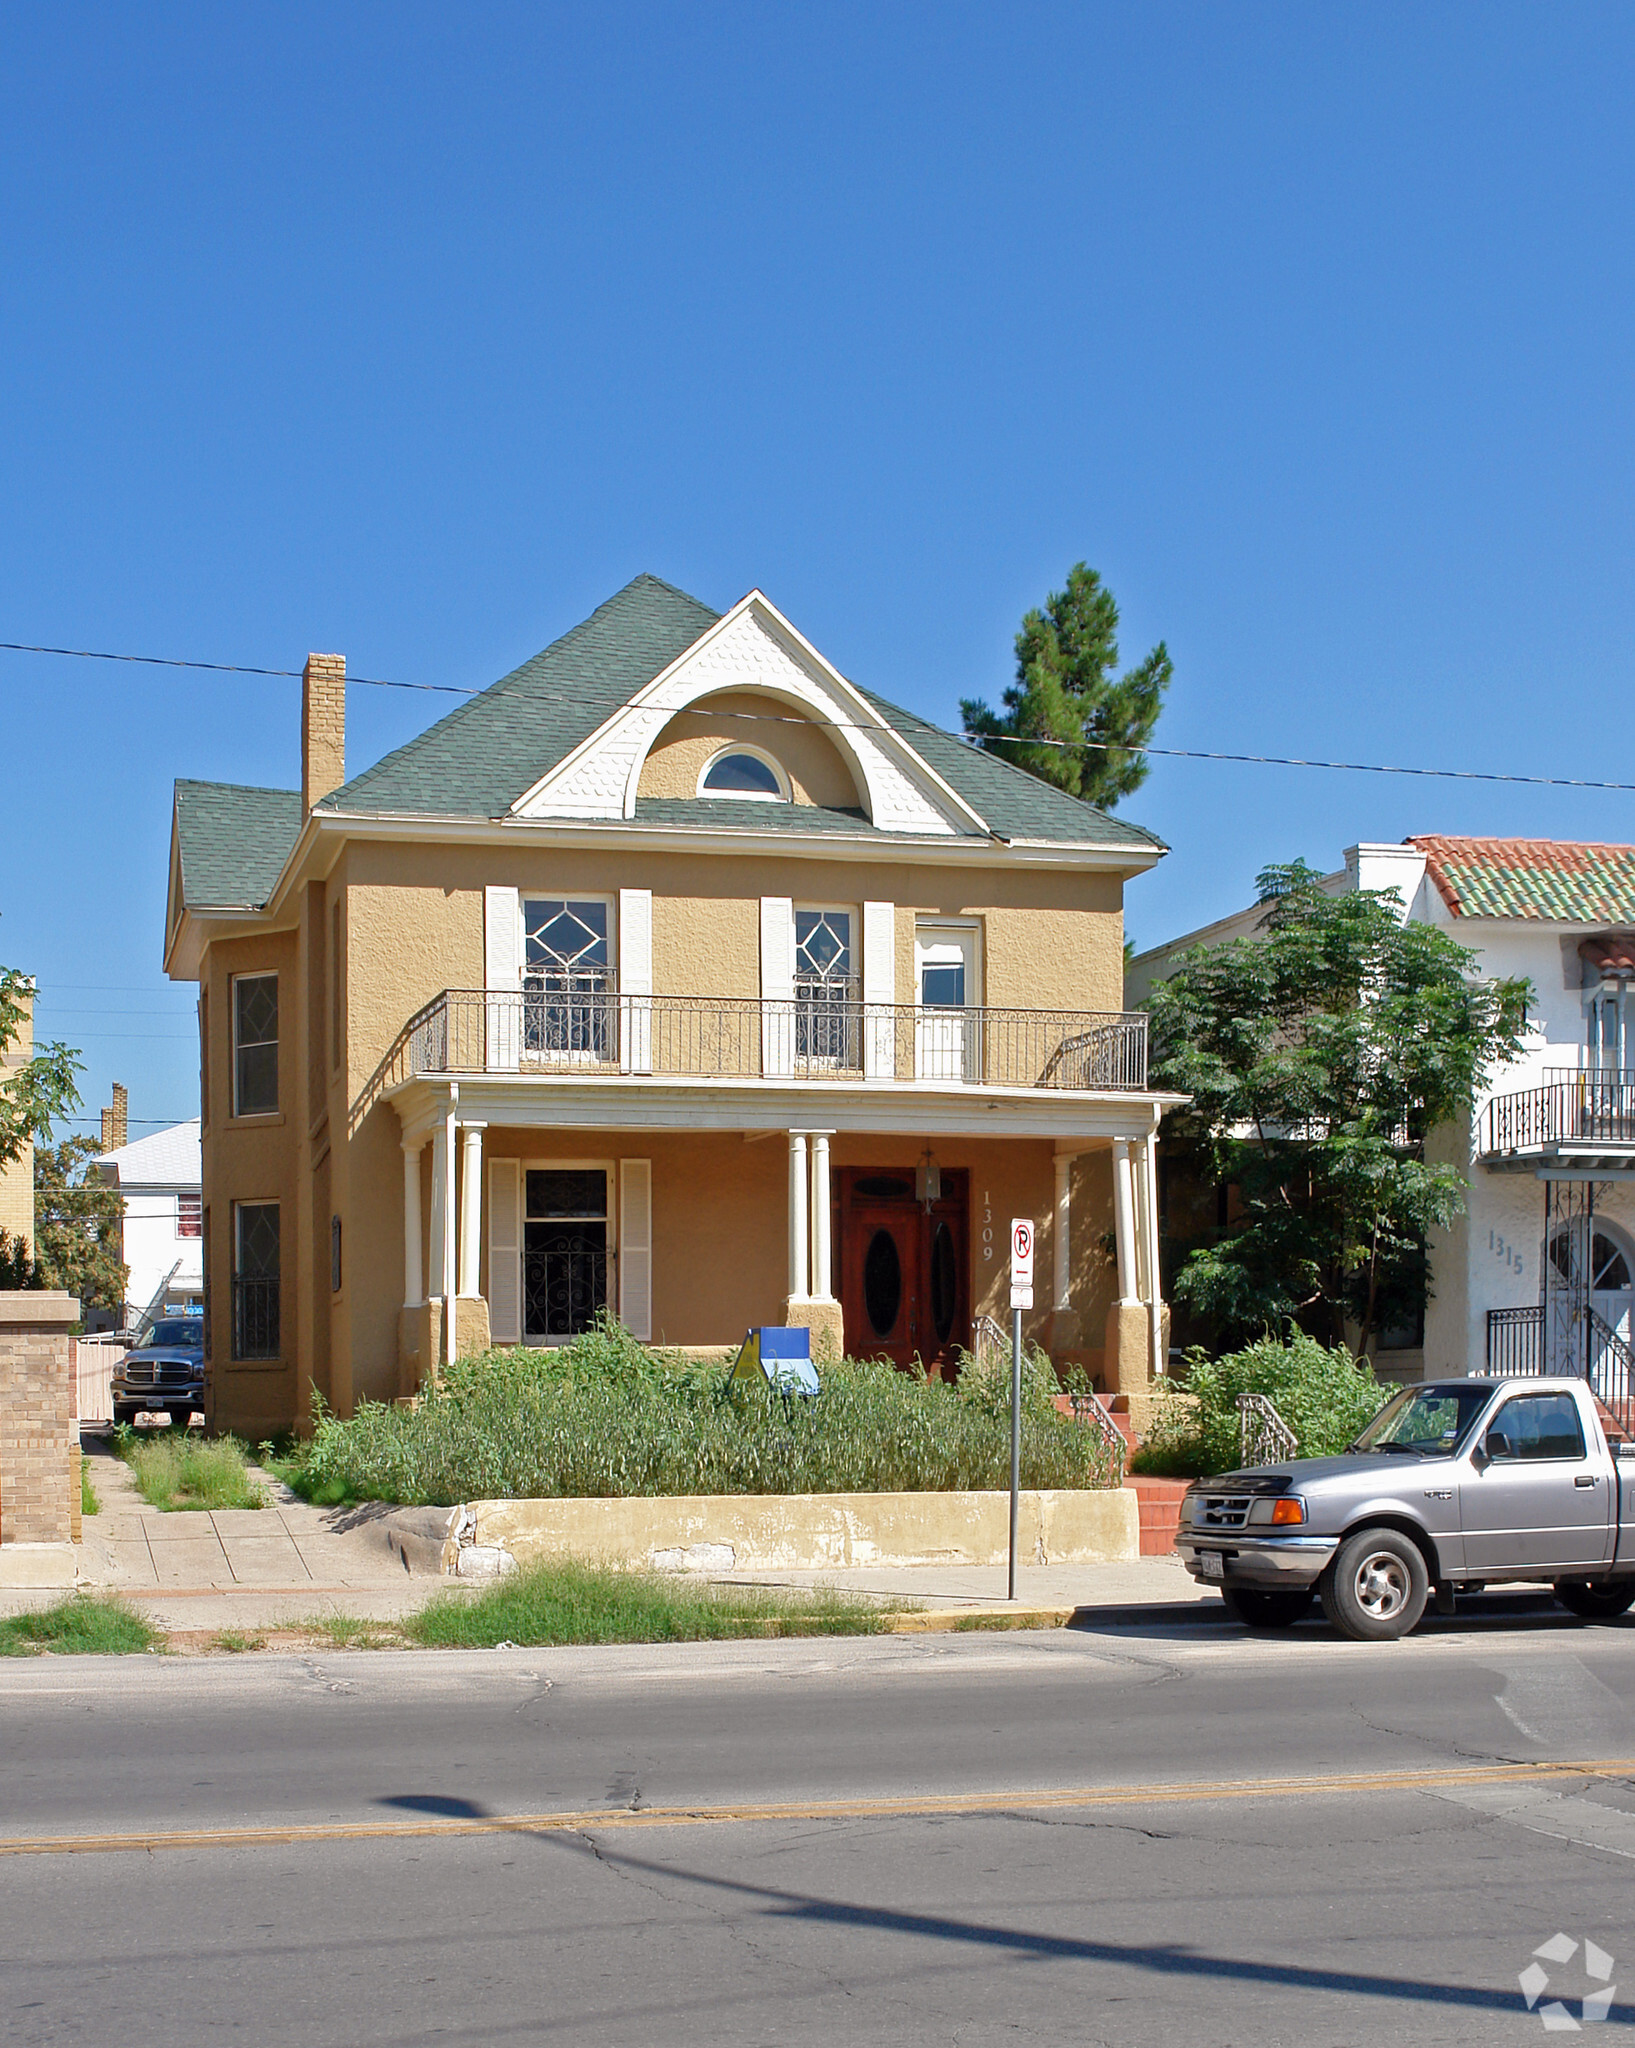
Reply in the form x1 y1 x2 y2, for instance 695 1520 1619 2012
0 1292 79 1546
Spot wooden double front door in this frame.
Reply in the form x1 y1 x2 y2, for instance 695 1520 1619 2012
835 1168 969 1377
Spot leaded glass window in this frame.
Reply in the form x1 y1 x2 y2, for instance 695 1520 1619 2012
233 1201 280 1360
232 974 278 1116
795 909 857 1067
522 899 614 1061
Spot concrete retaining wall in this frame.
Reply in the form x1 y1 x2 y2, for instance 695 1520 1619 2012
440 1486 1139 1577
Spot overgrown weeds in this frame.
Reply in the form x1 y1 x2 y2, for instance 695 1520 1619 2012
278 1316 1118 1508
1132 1333 1392 1477
407 1556 893 1648
0 1594 158 1657
79 1458 99 1517
116 1428 266 1512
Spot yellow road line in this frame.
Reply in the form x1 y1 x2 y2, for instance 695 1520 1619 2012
5 1758 1635 1858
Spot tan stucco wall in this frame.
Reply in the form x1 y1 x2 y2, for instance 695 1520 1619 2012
195 831 1139 1430
636 693 863 810
200 927 301 1441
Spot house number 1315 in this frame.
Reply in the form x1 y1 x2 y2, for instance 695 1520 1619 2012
1489 1229 1525 1276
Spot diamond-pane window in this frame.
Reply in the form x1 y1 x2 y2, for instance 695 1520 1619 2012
796 910 851 987
522 901 614 1061
233 974 278 1116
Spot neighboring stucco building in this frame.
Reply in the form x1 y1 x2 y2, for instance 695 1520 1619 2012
0 982 34 1254
1131 838 1635 1399
164 575 1180 1439
96 1118 204 1328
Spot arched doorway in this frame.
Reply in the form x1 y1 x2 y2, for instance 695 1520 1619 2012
1545 1214 1635 1406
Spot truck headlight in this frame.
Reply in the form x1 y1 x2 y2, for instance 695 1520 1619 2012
1248 1496 1306 1526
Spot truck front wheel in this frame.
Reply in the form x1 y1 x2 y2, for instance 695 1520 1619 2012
1221 1587 1313 1629
1320 1528 1429 1642
1554 1579 1635 1621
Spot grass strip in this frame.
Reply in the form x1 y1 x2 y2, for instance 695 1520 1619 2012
117 1429 265 1512
405 1557 893 1649
80 1459 99 1517
0 1594 158 1658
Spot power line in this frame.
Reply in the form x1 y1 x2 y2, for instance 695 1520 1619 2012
3 635 1632 793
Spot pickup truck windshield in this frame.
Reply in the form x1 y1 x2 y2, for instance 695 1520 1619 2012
1352 1384 1490 1457
145 1320 203 1350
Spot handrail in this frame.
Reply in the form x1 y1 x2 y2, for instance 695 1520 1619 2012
1483 1071 1635 1154
1237 1391 1297 1467
400 989 1150 1092
1069 1386 1128 1482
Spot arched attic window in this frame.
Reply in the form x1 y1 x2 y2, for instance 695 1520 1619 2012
698 745 789 802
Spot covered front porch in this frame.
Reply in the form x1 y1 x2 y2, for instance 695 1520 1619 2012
389 1074 1176 1400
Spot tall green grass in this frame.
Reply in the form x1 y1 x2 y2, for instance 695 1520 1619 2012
0 1594 158 1657
1133 1333 1391 1477
117 1429 266 1512
282 1316 1117 1508
407 1557 890 1648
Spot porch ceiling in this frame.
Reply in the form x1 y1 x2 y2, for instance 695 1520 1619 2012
387 1072 1182 1145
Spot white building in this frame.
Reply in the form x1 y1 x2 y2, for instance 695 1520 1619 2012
96 1119 204 1328
1130 837 1635 1397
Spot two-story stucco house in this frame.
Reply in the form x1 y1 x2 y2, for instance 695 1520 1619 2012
1130 837 1635 1405
164 576 1179 1439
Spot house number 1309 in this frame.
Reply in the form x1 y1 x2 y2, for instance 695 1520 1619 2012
982 1190 994 1262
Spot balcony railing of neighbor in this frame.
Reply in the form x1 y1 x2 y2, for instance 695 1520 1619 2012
402 988 1150 1091
1483 1069 1635 1155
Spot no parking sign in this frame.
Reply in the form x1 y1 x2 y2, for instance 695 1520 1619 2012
1009 1218 1034 1309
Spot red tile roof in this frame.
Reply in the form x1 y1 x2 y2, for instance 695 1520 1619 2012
1409 836 1635 922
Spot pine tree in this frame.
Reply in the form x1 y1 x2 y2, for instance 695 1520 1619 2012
960 563 1171 808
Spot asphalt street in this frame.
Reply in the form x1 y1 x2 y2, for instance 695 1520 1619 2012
6 1599 1635 2045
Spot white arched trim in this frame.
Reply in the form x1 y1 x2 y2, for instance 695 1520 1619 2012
510 591 990 836
695 741 792 802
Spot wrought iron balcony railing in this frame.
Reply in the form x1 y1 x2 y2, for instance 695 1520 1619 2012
1481 1069 1635 1156
397 987 1149 1091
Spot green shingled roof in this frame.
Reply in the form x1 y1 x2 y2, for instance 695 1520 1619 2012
319 574 719 821
173 574 1164 909
174 781 303 909
1412 836 1635 921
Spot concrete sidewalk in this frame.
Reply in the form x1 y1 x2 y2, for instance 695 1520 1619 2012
0 1438 1215 1640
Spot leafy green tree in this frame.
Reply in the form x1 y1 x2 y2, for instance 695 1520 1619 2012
0 968 81 1170
0 1229 43 1289
1146 861 1530 1356
961 563 1172 808
34 1135 127 1314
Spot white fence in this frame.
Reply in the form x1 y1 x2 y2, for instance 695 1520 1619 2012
73 1335 125 1427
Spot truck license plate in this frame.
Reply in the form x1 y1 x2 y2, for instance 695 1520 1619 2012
1198 1552 1224 1582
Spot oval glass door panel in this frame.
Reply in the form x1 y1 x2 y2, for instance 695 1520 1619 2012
930 1221 957 1344
864 1229 903 1337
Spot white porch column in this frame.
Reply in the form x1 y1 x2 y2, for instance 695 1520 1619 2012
458 1122 485 1298
1111 1138 1140 1307
787 1131 810 1301
442 1090 459 1356
809 1132 834 1301
1052 1152 1072 1312
428 1126 447 1300
402 1140 425 1307
1140 1128 1164 1378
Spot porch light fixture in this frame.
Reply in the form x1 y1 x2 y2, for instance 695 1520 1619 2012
916 1148 942 1211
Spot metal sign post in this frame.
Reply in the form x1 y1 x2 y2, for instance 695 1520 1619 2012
1008 1219 1034 1602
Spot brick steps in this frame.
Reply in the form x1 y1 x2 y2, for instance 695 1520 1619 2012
1123 1475 1188 1556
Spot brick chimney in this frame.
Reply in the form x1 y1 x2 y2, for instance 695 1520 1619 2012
100 1082 128 1152
302 653 346 813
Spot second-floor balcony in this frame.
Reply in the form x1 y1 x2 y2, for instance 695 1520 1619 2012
398 986 1150 1093
1481 1068 1635 1167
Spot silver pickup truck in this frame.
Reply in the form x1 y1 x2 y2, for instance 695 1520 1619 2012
1176 1376 1635 1640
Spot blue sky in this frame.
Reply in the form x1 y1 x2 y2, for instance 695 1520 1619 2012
3 3 1633 1134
